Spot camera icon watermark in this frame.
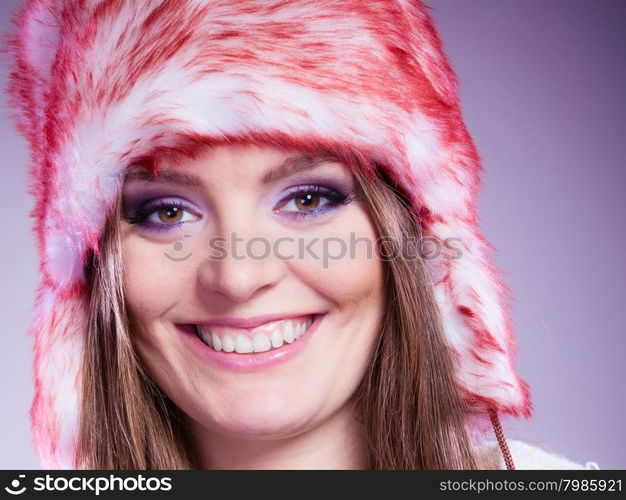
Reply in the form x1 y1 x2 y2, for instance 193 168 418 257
5 475 26 495
164 234 193 261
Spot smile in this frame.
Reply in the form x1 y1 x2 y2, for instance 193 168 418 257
194 315 314 354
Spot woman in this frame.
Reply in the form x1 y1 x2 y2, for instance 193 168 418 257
6 0 597 469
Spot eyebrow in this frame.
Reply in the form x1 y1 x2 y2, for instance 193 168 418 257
123 168 202 187
123 152 339 187
261 153 339 184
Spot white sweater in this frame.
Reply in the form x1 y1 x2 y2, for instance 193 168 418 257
476 439 601 470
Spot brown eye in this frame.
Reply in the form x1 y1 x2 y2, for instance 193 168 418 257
294 192 321 211
277 185 349 219
157 205 184 223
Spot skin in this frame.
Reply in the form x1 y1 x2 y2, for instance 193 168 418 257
120 144 385 469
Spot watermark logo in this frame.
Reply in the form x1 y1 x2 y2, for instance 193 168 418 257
4 475 26 495
162 232 464 269
164 234 193 261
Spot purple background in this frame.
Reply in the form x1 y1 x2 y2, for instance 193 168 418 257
1 0 624 468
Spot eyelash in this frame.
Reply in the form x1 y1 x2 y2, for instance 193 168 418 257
275 185 353 220
125 199 197 233
124 185 354 232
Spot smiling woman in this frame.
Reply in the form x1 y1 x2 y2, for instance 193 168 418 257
81 142 482 469
98 145 387 468
7 0 594 470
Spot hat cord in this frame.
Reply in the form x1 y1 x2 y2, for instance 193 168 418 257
488 408 516 470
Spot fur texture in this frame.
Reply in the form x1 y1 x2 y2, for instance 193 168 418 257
477 440 601 470
6 0 532 468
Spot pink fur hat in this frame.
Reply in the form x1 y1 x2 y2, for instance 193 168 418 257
6 0 532 468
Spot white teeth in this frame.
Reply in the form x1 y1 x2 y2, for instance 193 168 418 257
252 333 272 353
211 332 222 351
270 328 284 348
283 322 295 343
222 335 235 352
294 322 302 339
297 320 308 338
195 315 315 353
235 334 253 354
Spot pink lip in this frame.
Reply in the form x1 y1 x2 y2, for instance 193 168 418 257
177 313 327 373
195 312 316 329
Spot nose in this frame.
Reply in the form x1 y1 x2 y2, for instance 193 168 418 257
197 223 287 303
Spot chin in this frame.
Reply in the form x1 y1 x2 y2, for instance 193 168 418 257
195 390 318 440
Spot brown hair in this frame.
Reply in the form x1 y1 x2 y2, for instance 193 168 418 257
77 152 489 469
79 196 194 468
350 161 481 469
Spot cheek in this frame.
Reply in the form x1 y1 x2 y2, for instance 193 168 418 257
292 205 384 305
121 232 191 320
122 239 163 319
288 205 385 383
120 234 195 397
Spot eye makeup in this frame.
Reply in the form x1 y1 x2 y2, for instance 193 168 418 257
123 197 201 233
273 184 357 220
121 160 361 233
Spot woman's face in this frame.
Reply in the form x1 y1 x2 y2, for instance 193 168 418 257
121 144 384 443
